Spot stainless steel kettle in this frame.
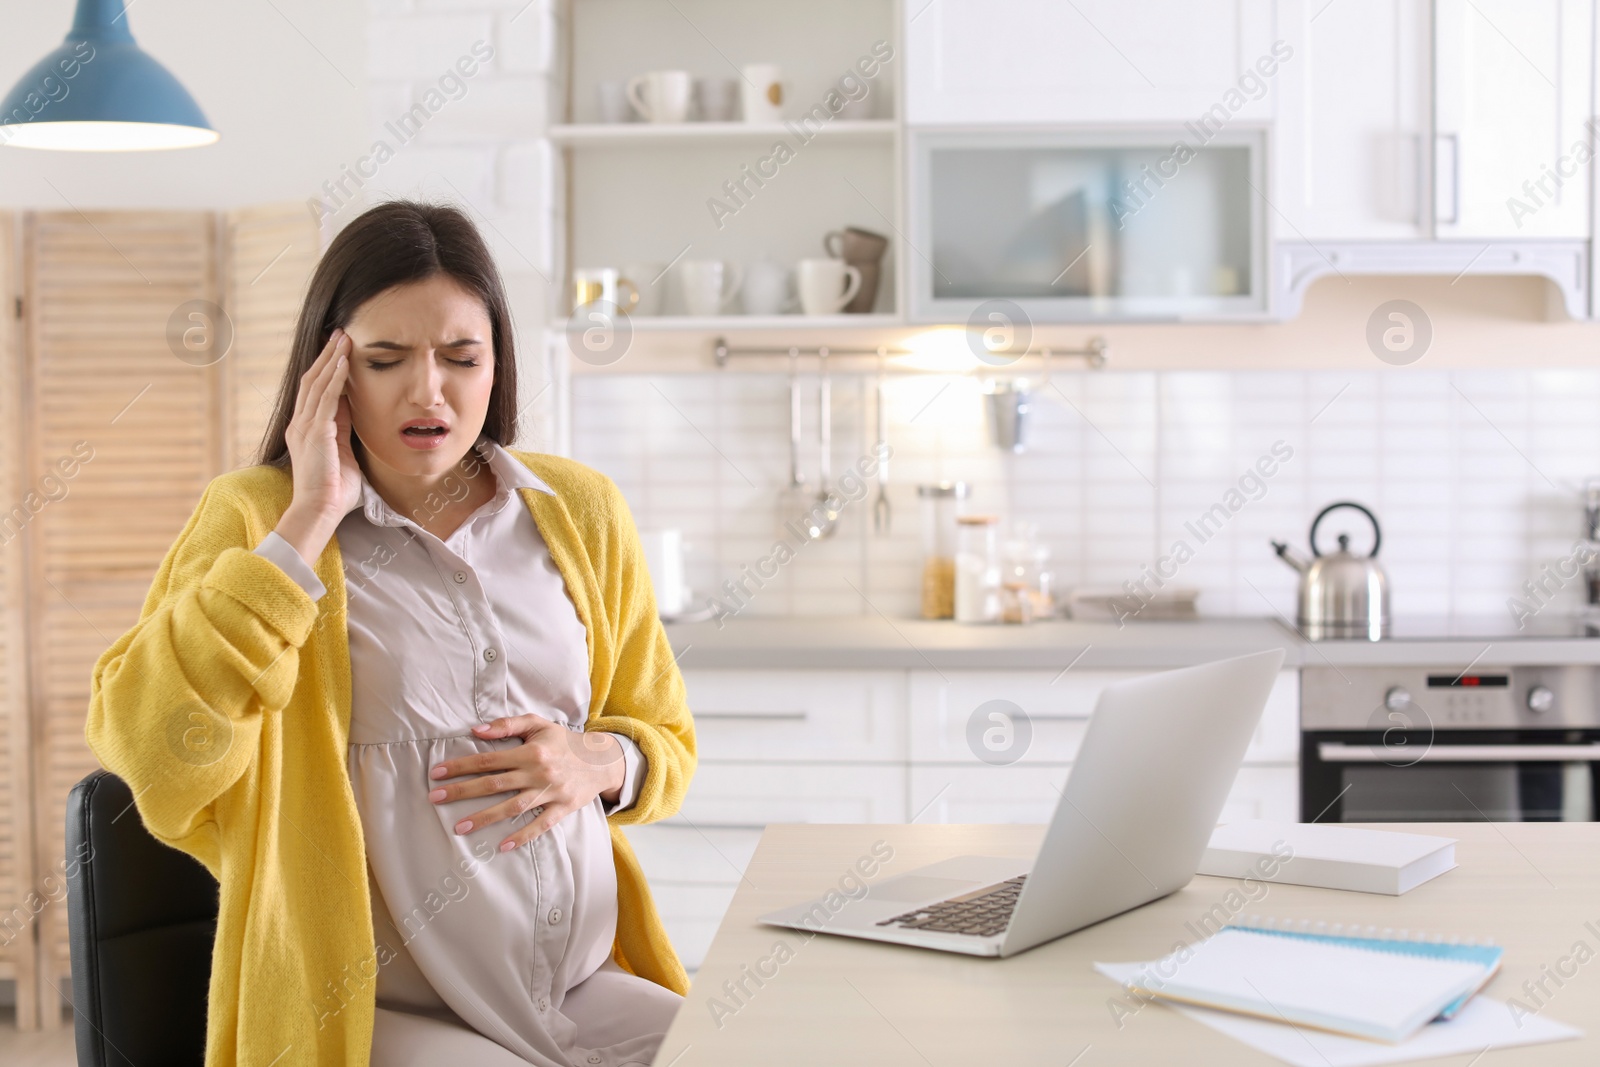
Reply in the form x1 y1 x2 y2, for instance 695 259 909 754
1271 502 1390 640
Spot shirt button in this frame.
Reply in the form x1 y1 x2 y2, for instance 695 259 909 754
587 1057 602 1065
538 997 548 1012
454 571 466 583
548 907 562 924
484 647 497 662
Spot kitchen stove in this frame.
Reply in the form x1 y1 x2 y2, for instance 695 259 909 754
1298 613 1600 823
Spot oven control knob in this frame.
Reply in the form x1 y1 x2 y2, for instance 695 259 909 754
1526 685 1555 715
1384 686 1411 712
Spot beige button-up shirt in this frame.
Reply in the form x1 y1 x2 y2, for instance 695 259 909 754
252 433 649 1065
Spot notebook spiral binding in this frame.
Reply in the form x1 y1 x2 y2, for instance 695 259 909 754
1234 914 1496 947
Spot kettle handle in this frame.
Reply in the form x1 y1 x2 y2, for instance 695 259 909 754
1309 501 1381 558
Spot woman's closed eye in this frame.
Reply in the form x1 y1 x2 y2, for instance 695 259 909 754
367 358 479 370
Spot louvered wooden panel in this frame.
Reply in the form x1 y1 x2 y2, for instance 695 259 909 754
0 210 41 1031
23 210 221 1028
222 202 321 469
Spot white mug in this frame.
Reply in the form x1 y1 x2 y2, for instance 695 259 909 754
621 262 666 316
743 259 794 315
679 260 744 316
740 63 783 123
640 529 690 617
627 70 691 123
571 267 639 315
796 258 862 316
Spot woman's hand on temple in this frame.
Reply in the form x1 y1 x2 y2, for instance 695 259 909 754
426 715 626 852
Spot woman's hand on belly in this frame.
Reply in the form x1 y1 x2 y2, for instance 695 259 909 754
426 716 626 853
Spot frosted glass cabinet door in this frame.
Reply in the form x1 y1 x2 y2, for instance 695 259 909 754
908 129 1269 323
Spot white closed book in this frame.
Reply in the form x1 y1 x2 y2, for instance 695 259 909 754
1199 820 1457 895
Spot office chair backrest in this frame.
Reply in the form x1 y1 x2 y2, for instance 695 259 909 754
65 769 218 1067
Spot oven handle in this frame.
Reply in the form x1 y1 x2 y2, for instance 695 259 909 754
1317 742 1600 763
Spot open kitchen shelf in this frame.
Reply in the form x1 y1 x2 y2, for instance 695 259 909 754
556 313 904 332
546 0 905 337
548 120 896 145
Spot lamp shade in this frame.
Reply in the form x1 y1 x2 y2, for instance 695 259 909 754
0 0 217 151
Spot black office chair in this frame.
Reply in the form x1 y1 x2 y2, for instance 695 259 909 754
65 769 218 1066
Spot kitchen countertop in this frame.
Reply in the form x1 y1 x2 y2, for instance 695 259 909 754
661 615 1600 670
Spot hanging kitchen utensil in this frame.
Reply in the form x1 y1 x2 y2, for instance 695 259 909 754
983 377 1030 452
874 355 890 534
1271 501 1390 640
808 352 840 539
779 349 813 533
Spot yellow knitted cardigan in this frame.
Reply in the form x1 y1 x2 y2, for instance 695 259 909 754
84 450 696 1066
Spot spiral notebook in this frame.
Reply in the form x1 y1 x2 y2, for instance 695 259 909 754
1227 917 1502 1020
1114 922 1499 1043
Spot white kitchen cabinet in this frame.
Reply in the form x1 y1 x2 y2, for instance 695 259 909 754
907 668 1132 763
1274 0 1594 242
909 764 1071 823
907 668 1300 765
622 824 760 973
670 762 908 828
1434 0 1593 238
679 668 907 761
905 0 1279 125
908 764 1299 824
623 823 763 884
1273 0 1432 240
1249 671 1302 762
1218 766 1300 822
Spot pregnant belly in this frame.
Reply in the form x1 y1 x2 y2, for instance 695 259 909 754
351 733 620 1003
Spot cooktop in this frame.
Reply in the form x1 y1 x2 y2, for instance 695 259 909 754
1368 613 1600 641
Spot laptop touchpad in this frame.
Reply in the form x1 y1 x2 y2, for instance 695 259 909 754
866 875 981 903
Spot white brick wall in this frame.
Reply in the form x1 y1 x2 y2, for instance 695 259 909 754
368 15 496 76
364 0 550 229
366 0 557 403
571 368 1600 625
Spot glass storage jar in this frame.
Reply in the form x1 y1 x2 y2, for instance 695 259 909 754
954 514 1001 624
918 481 968 618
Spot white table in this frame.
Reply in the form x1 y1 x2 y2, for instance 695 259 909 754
655 822 1600 1065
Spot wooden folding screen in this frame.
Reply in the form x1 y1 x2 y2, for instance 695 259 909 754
0 202 318 1030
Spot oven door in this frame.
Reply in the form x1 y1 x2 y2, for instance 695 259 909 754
1301 729 1600 822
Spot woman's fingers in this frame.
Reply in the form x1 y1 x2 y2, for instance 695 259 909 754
451 782 559 840
310 336 350 429
307 331 349 421
430 715 575 843
294 328 344 423
472 714 554 739
494 800 568 853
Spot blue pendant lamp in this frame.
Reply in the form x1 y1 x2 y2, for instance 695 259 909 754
0 0 216 151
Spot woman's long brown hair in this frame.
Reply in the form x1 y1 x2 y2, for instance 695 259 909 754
254 198 520 469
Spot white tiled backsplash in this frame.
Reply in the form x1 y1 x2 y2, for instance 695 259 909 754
570 369 1600 624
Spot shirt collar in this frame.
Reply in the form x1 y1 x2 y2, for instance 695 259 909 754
350 431 554 529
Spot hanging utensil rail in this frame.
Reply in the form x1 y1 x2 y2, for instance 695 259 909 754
711 336 1109 371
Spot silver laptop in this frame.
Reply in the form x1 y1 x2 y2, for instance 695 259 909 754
759 648 1286 958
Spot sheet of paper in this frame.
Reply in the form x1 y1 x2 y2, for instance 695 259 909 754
1096 962 1582 1067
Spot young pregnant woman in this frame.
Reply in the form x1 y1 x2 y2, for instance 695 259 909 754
85 200 695 1066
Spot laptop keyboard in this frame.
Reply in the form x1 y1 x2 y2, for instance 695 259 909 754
874 875 1027 938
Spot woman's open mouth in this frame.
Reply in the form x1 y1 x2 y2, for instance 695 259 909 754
400 421 450 449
